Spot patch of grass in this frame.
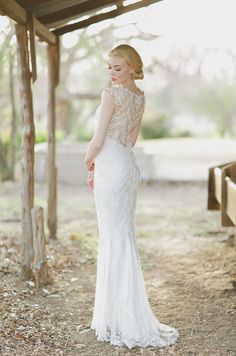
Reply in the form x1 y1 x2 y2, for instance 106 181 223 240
0 224 21 234
0 197 20 221
69 229 98 259
79 234 98 259
137 229 157 238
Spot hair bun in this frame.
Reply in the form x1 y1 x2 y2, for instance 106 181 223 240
133 69 144 80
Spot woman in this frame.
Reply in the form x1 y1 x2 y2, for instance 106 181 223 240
84 44 180 349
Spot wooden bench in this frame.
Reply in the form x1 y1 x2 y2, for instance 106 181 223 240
224 163 236 225
208 161 236 227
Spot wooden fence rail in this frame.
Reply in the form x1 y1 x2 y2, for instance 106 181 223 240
208 161 236 250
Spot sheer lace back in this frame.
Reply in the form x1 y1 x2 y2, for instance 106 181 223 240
100 84 145 147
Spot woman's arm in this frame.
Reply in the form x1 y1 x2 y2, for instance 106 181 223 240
84 89 115 170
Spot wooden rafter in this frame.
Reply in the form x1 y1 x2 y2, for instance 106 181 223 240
0 0 57 44
38 0 116 28
1 0 164 38
53 0 162 36
115 0 124 9
18 0 85 17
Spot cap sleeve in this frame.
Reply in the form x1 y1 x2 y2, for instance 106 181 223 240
101 87 122 108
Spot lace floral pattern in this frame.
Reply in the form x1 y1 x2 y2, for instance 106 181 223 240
100 84 145 147
91 85 180 349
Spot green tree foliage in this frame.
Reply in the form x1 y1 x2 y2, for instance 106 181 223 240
0 20 19 181
184 80 236 137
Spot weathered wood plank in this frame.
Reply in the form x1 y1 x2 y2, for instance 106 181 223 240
0 0 26 23
221 163 236 227
208 161 236 211
53 0 163 35
0 0 56 44
214 167 222 205
225 177 236 225
38 0 115 27
35 16 56 44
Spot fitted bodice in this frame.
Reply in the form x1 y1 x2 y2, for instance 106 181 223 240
96 84 145 147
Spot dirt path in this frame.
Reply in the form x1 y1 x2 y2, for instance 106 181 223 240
0 181 235 355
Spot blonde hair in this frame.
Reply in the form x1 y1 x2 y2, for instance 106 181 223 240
108 44 144 80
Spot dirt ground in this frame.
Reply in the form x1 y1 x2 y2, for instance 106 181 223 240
0 180 235 356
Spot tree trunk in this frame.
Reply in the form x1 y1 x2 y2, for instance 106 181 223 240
0 138 7 181
9 51 17 180
15 23 35 279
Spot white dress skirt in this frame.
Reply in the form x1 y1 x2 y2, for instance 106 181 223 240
90 133 180 349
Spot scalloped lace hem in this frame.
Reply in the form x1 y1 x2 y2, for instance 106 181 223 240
90 324 180 349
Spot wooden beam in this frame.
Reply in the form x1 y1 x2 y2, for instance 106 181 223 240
27 12 37 83
35 16 56 44
225 177 236 225
47 43 58 239
221 164 236 227
0 0 56 44
208 160 236 210
15 23 35 279
53 0 163 35
115 0 124 9
38 0 115 27
25 0 87 16
0 0 26 23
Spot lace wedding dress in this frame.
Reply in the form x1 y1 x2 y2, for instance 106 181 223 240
91 84 180 349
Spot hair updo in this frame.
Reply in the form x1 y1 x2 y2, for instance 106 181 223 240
108 44 144 80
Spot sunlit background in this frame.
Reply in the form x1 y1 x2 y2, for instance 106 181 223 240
0 0 236 179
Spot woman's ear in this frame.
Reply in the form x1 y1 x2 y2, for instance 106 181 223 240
129 64 134 75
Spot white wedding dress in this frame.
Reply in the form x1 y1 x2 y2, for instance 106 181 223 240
91 84 180 349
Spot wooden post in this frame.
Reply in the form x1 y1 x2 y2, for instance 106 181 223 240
207 167 220 210
47 40 59 239
15 23 35 279
27 12 37 83
31 206 51 288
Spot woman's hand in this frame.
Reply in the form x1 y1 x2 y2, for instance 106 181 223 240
87 166 95 190
84 158 95 171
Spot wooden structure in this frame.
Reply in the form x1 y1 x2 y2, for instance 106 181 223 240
31 206 51 287
225 176 236 229
208 161 236 249
0 0 162 280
